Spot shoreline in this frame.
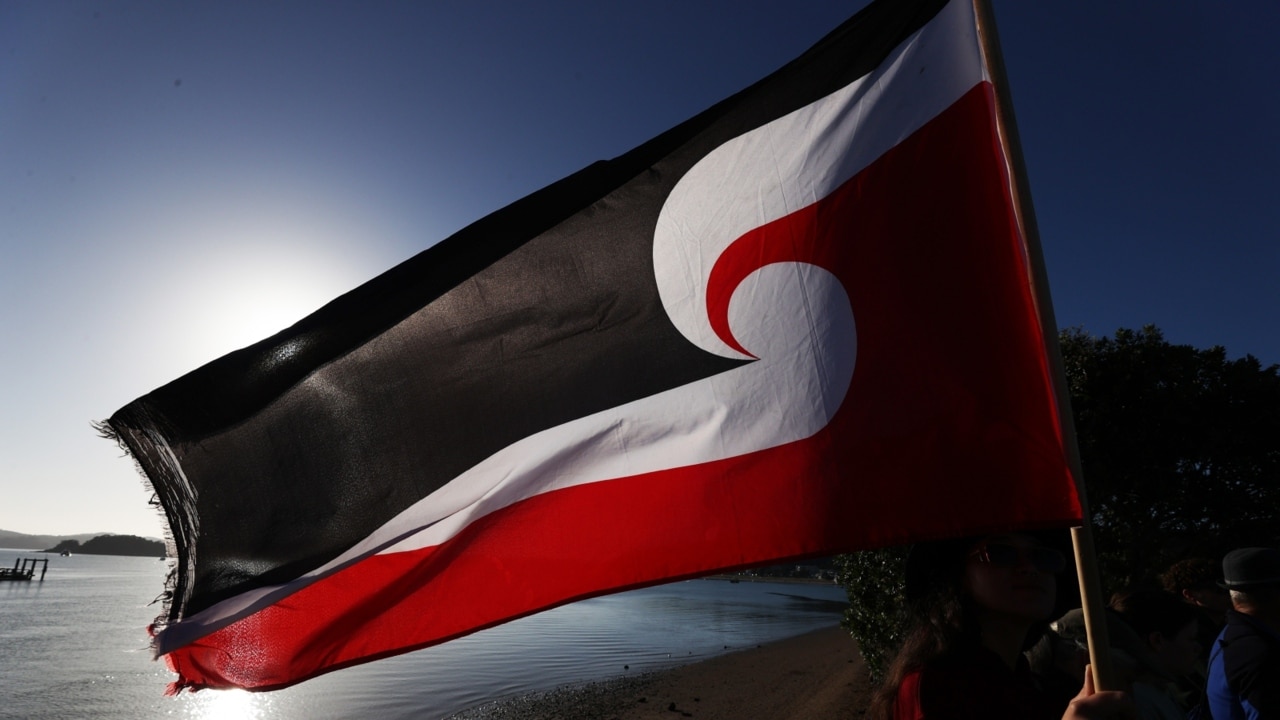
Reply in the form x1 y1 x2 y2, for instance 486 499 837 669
701 574 841 586
448 625 870 719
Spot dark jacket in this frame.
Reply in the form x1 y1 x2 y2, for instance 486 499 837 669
1206 610 1280 719
894 643 1062 720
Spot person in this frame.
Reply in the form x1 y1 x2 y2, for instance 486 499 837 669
1161 558 1232 631
1206 547 1280 719
1027 610 1093 709
869 533 1135 720
1160 557 1230 709
1038 606 1151 709
1109 588 1203 719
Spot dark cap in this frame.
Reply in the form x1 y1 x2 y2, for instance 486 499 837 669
1051 607 1169 679
1220 547 1280 590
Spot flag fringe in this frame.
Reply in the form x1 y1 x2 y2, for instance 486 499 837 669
93 414 190 654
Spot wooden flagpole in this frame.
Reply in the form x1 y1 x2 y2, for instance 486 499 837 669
971 0 1118 691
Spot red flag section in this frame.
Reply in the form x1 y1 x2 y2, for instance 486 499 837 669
106 0 1081 692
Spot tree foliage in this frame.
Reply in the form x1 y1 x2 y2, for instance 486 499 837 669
834 547 909 681
837 326 1280 671
1060 325 1280 588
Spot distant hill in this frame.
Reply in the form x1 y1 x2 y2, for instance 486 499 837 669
44 534 166 558
0 529 104 550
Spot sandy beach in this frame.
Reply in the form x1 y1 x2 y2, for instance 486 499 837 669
451 625 871 719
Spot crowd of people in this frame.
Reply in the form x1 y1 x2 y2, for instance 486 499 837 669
865 535 1280 719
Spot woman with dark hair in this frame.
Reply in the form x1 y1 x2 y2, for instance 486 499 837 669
869 533 1134 720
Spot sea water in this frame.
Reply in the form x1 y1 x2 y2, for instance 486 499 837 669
0 549 847 719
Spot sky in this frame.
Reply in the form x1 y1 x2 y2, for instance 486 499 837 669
2 1 1277 540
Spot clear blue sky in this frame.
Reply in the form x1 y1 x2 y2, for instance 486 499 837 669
2 1 1276 539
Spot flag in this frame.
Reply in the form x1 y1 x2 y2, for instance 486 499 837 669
104 0 1083 692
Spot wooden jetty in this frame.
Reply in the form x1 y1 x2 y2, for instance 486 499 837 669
0 557 48 581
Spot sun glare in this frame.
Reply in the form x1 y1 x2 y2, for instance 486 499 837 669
163 226 372 368
186 688 271 720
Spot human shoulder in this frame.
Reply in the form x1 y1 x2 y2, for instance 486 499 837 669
913 648 1058 720
1218 611 1280 667
1214 611 1280 714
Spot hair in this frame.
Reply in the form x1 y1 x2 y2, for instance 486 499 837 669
1110 588 1202 641
1160 558 1221 595
1230 586 1280 609
867 537 978 720
866 535 1063 720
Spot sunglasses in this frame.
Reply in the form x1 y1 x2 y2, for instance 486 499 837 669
969 542 1066 574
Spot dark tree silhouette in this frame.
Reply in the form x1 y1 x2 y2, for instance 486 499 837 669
1061 325 1280 588
44 534 165 558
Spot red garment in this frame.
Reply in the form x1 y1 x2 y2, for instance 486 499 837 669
894 645 1063 720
